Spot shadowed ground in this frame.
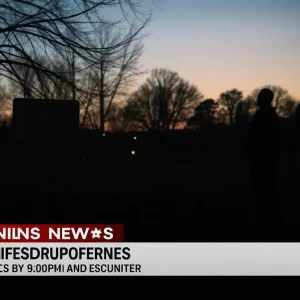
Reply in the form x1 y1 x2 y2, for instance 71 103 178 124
0 128 299 241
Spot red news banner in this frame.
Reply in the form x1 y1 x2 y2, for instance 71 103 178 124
0 224 145 275
0 224 124 242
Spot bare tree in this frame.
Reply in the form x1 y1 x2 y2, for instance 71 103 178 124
0 0 151 94
218 89 243 126
9 56 74 100
9 59 36 98
0 79 9 112
234 98 256 127
80 27 144 132
246 85 297 118
106 105 131 132
123 68 203 131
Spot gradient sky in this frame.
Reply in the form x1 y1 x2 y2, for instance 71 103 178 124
135 0 300 100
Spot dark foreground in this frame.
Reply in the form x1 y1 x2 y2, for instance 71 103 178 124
1 127 300 242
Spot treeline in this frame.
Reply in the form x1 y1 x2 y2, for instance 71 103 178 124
0 67 298 132
105 70 299 132
0 1 298 132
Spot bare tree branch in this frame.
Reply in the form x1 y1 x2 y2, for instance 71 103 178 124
0 0 151 96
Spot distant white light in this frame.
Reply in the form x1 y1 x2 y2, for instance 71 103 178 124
103 133 106 137
134 136 137 140
131 150 136 155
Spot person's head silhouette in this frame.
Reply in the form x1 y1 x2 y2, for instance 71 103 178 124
257 88 274 109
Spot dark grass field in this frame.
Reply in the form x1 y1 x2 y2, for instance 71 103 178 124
1 127 300 241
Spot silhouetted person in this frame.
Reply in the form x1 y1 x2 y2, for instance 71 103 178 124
246 88 281 225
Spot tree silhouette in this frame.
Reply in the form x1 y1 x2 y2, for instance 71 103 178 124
0 81 10 115
9 56 75 100
247 85 297 118
218 89 243 126
234 98 256 127
123 68 203 131
80 27 144 132
187 99 218 128
106 105 132 132
0 0 150 93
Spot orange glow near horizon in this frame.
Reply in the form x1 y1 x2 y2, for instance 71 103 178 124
136 0 300 101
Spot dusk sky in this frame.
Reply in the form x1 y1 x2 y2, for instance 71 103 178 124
136 0 300 100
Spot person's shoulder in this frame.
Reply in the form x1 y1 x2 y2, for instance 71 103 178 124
252 109 264 120
252 109 261 117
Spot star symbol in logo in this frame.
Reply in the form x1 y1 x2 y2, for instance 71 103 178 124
91 228 102 239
